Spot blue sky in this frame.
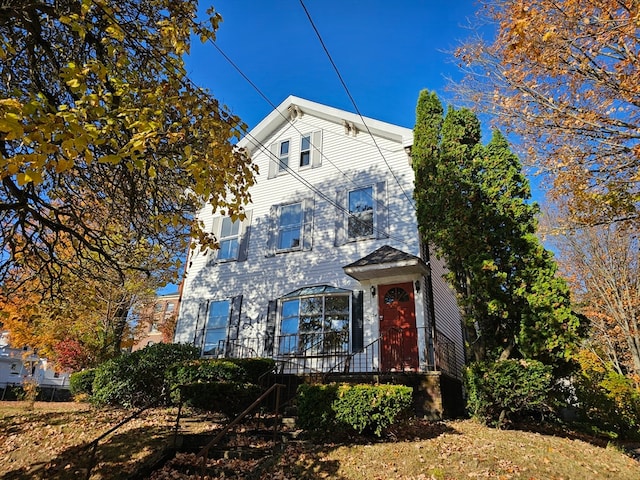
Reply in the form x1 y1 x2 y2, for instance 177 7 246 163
162 1 500 295
185 0 484 130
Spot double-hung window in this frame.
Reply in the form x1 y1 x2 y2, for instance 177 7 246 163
335 182 387 246
203 300 230 356
266 198 314 256
348 186 374 238
209 211 253 263
278 140 290 172
218 217 240 260
299 135 311 167
278 202 303 250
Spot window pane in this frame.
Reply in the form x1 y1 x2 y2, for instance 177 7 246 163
349 187 373 214
325 296 349 314
203 330 226 356
279 300 299 354
300 297 322 315
221 217 240 237
281 299 299 319
279 140 289 171
280 203 302 226
278 203 302 250
218 238 239 260
300 135 311 167
348 187 374 238
207 300 230 329
204 300 230 356
300 151 310 167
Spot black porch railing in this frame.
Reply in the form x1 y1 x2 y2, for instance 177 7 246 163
203 327 463 378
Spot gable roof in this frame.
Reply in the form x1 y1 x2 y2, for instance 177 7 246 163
237 95 413 153
343 245 429 281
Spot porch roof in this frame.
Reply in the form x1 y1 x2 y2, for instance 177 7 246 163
342 245 430 281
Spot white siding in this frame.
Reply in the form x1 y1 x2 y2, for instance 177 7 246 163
175 98 464 373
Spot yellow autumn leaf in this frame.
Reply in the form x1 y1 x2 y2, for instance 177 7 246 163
98 154 121 164
0 116 24 140
17 170 43 186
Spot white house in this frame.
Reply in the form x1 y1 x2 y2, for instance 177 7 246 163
174 96 465 390
0 331 70 400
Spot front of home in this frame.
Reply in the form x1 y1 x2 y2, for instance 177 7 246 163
174 96 465 405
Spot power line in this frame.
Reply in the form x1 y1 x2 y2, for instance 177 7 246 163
298 0 416 211
206 39 372 195
94 3 416 249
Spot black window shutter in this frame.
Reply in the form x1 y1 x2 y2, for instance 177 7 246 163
351 291 364 353
237 210 252 262
334 189 346 246
228 295 243 343
265 300 277 356
302 197 314 251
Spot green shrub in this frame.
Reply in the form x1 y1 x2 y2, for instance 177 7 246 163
465 359 554 426
165 357 275 402
91 343 200 408
333 384 413 436
179 381 263 417
296 383 413 437
69 368 96 397
167 359 246 385
296 383 339 432
227 358 276 384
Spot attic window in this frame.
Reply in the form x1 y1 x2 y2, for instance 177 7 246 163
300 135 311 167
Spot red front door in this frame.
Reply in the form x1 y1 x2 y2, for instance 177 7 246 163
378 282 419 371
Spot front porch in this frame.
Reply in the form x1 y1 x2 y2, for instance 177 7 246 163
207 327 465 419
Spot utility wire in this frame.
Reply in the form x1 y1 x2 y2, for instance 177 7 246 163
95 3 416 249
298 0 416 211
207 38 376 196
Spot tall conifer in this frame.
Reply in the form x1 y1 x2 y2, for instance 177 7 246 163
412 90 581 367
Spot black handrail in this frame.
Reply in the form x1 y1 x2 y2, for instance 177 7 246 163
196 382 284 479
83 384 182 480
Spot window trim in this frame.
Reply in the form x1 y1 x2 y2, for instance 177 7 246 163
347 185 376 240
278 139 290 173
217 216 241 261
276 202 304 252
208 211 253 264
299 134 311 168
267 198 314 256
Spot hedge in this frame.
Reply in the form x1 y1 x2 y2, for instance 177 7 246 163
297 383 413 437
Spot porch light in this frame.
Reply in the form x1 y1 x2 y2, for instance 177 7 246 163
370 285 376 297
415 280 421 292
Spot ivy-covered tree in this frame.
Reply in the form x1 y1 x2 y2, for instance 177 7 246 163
413 90 582 367
0 1 257 293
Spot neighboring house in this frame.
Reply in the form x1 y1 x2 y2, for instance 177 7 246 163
174 96 465 416
0 330 70 399
132 293 180 351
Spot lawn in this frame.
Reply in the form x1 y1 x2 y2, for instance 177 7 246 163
1 401 639 479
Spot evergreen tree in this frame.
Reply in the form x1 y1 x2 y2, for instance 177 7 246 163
412 90 581 367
